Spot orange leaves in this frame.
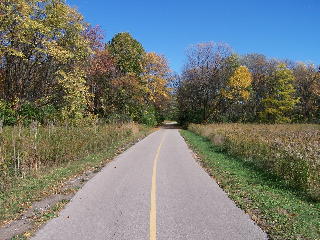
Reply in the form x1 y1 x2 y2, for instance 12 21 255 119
87 49 116 76
143 52 170 77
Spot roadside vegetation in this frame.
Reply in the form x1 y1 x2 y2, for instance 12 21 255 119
0 122 152 225
181 130 320 240
189 123 320 200
0 123 146 191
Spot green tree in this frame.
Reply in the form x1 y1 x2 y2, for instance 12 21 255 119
105 73 146 121
108 33 145 75
259 64 299 123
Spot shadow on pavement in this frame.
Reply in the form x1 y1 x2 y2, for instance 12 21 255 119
161 121 181 129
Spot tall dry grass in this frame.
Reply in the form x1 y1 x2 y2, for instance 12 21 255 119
0 122 144 191
189 123 320 200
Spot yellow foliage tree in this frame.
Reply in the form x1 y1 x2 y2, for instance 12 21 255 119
223 65 253 102
142 52 171 109
0 0 92 121
57 68 91 121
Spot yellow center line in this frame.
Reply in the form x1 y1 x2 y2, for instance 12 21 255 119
150 133 166 240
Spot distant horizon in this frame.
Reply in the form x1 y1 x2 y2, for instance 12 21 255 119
67 0 320 73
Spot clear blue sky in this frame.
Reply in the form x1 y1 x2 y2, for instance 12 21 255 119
67 0 319 73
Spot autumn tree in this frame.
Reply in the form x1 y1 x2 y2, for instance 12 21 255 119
259 64 299 123
86 48 117 115
108 33 145 76
86 31 171 125
177 49 318 124
57 68 91 120
0 0 93 121
222 65 252 121
224 66 252 101
177 42 235 124
142 52 172 121
1 1 318 126
240 54 279 121
293 63 320 122
104 74 146 121
0 68 3 98
98 32 151 122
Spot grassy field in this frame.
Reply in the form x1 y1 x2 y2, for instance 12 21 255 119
181 129 320 240
0 123 152 226
189 123 320 200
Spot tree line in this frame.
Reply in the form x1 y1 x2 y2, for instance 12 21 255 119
176 42 320 125
0 0 172 126
1 1 318 127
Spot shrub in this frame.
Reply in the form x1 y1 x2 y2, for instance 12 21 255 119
0 101 59 126
0 100 17 125
105 113 133 124
140 107 158 126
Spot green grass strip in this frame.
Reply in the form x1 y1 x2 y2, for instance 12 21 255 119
180 130 320 240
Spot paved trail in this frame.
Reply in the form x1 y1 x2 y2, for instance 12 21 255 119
32 127 267 240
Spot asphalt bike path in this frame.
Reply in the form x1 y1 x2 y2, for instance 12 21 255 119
32 128 267 240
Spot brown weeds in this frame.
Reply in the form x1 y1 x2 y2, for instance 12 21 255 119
189 123 320 200
0 122 142 191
